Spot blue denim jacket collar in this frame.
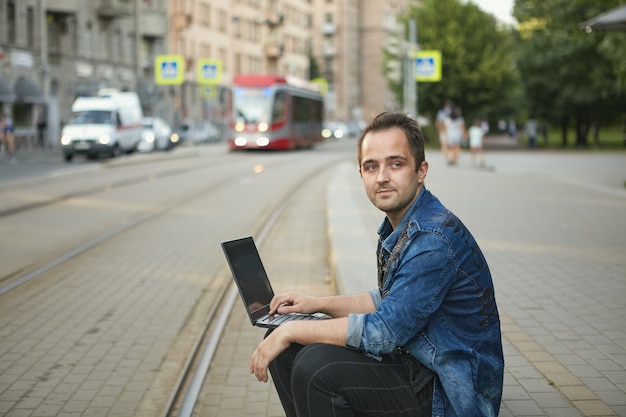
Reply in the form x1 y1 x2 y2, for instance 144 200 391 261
377 185 425 253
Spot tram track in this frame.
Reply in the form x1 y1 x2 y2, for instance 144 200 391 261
159 159 337 417
0 149 300 288
0 142 352 417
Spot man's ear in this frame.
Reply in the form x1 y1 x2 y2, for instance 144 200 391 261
418 161 429 183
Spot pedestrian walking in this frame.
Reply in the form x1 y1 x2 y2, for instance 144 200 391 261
525 118 538 148
443 106 466 165
507 119 517 141
1 114 15 163
435 100 453 159
469 118 486 167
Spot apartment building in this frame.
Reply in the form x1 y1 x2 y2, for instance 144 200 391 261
310 0 408 121
0 0 167 147
168 0 313 129
0 0 408 148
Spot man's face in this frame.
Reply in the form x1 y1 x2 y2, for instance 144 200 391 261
359 127 428 228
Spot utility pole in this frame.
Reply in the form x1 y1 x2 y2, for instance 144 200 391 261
134 0 141 92
39 0 49 147
403 19 417 118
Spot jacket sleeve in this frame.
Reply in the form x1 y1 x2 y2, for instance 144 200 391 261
346 231 453 357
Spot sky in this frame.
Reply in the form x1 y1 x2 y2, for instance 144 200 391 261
466 0 516 24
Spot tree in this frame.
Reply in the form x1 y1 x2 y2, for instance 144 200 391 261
309 54 321 80
384 0 519 125
514 0 626 146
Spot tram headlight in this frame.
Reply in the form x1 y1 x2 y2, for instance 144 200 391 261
234 137 248 146
258 122 269 132
235 122 245 132
321 128 332 139
256 137 270 147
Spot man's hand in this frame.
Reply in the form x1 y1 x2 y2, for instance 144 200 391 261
270 291 376 318
269 292 320 315
250 324 292 382
249 318 350 383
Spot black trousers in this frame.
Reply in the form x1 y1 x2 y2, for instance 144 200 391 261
268 342 435 417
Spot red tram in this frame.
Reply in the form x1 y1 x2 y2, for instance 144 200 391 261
229 75 324 150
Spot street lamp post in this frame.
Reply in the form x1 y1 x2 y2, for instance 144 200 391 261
403 18 417 118
39 0 49 147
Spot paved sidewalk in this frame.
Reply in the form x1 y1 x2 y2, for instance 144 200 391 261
202 147 626 416
328 151 625 417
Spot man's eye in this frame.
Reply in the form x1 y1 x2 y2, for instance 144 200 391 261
364 165 377 171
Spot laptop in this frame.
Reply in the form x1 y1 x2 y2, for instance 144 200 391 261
221 236 329 329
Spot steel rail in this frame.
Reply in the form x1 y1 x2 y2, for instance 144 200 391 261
166 161 338 417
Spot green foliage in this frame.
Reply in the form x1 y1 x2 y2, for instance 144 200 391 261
384 0 519 124
383 0 626 148
517 126 626 149
309 55 321 80
513 0 626 146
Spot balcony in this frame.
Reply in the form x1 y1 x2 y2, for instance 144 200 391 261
321 22 336 35
96 0 133 18
140 12 167 38
47 0 79 13
265 13 284 28
265 43 283 59
323 46 336 57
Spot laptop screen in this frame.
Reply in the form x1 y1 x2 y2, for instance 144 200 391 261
221 237 274 322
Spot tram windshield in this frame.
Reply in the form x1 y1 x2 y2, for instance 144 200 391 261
233 87 273 124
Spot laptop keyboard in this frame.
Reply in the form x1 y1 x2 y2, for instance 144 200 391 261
260 313 321 326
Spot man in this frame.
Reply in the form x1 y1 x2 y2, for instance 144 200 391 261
250 112 504 417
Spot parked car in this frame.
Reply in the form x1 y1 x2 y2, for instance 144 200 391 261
137 117 179 152
177 121 220 144
322 121 349 140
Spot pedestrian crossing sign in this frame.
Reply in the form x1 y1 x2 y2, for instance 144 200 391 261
197 59 222 85
414 50 442 82
155 55 185 85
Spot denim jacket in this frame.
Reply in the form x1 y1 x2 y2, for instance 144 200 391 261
346 186 504 417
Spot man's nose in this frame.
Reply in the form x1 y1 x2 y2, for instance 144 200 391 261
377 166 389 183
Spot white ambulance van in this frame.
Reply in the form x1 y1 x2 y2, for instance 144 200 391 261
60 89 143 161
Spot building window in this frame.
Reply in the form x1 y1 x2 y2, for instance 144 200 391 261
67 16 77 52
27 7 35 47
125 34 133 64
201 4 211 27
218 10 227 32
112 30 121 62
98 31 108 60
84 22 92 57
219 48 227 71
7 1 15 43
235 53 241 74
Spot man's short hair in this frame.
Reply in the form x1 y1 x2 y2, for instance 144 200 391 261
357 112 426 171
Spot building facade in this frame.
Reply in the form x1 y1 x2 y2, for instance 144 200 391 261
0 0 409 148
0 0 167 147
310 0 408 122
